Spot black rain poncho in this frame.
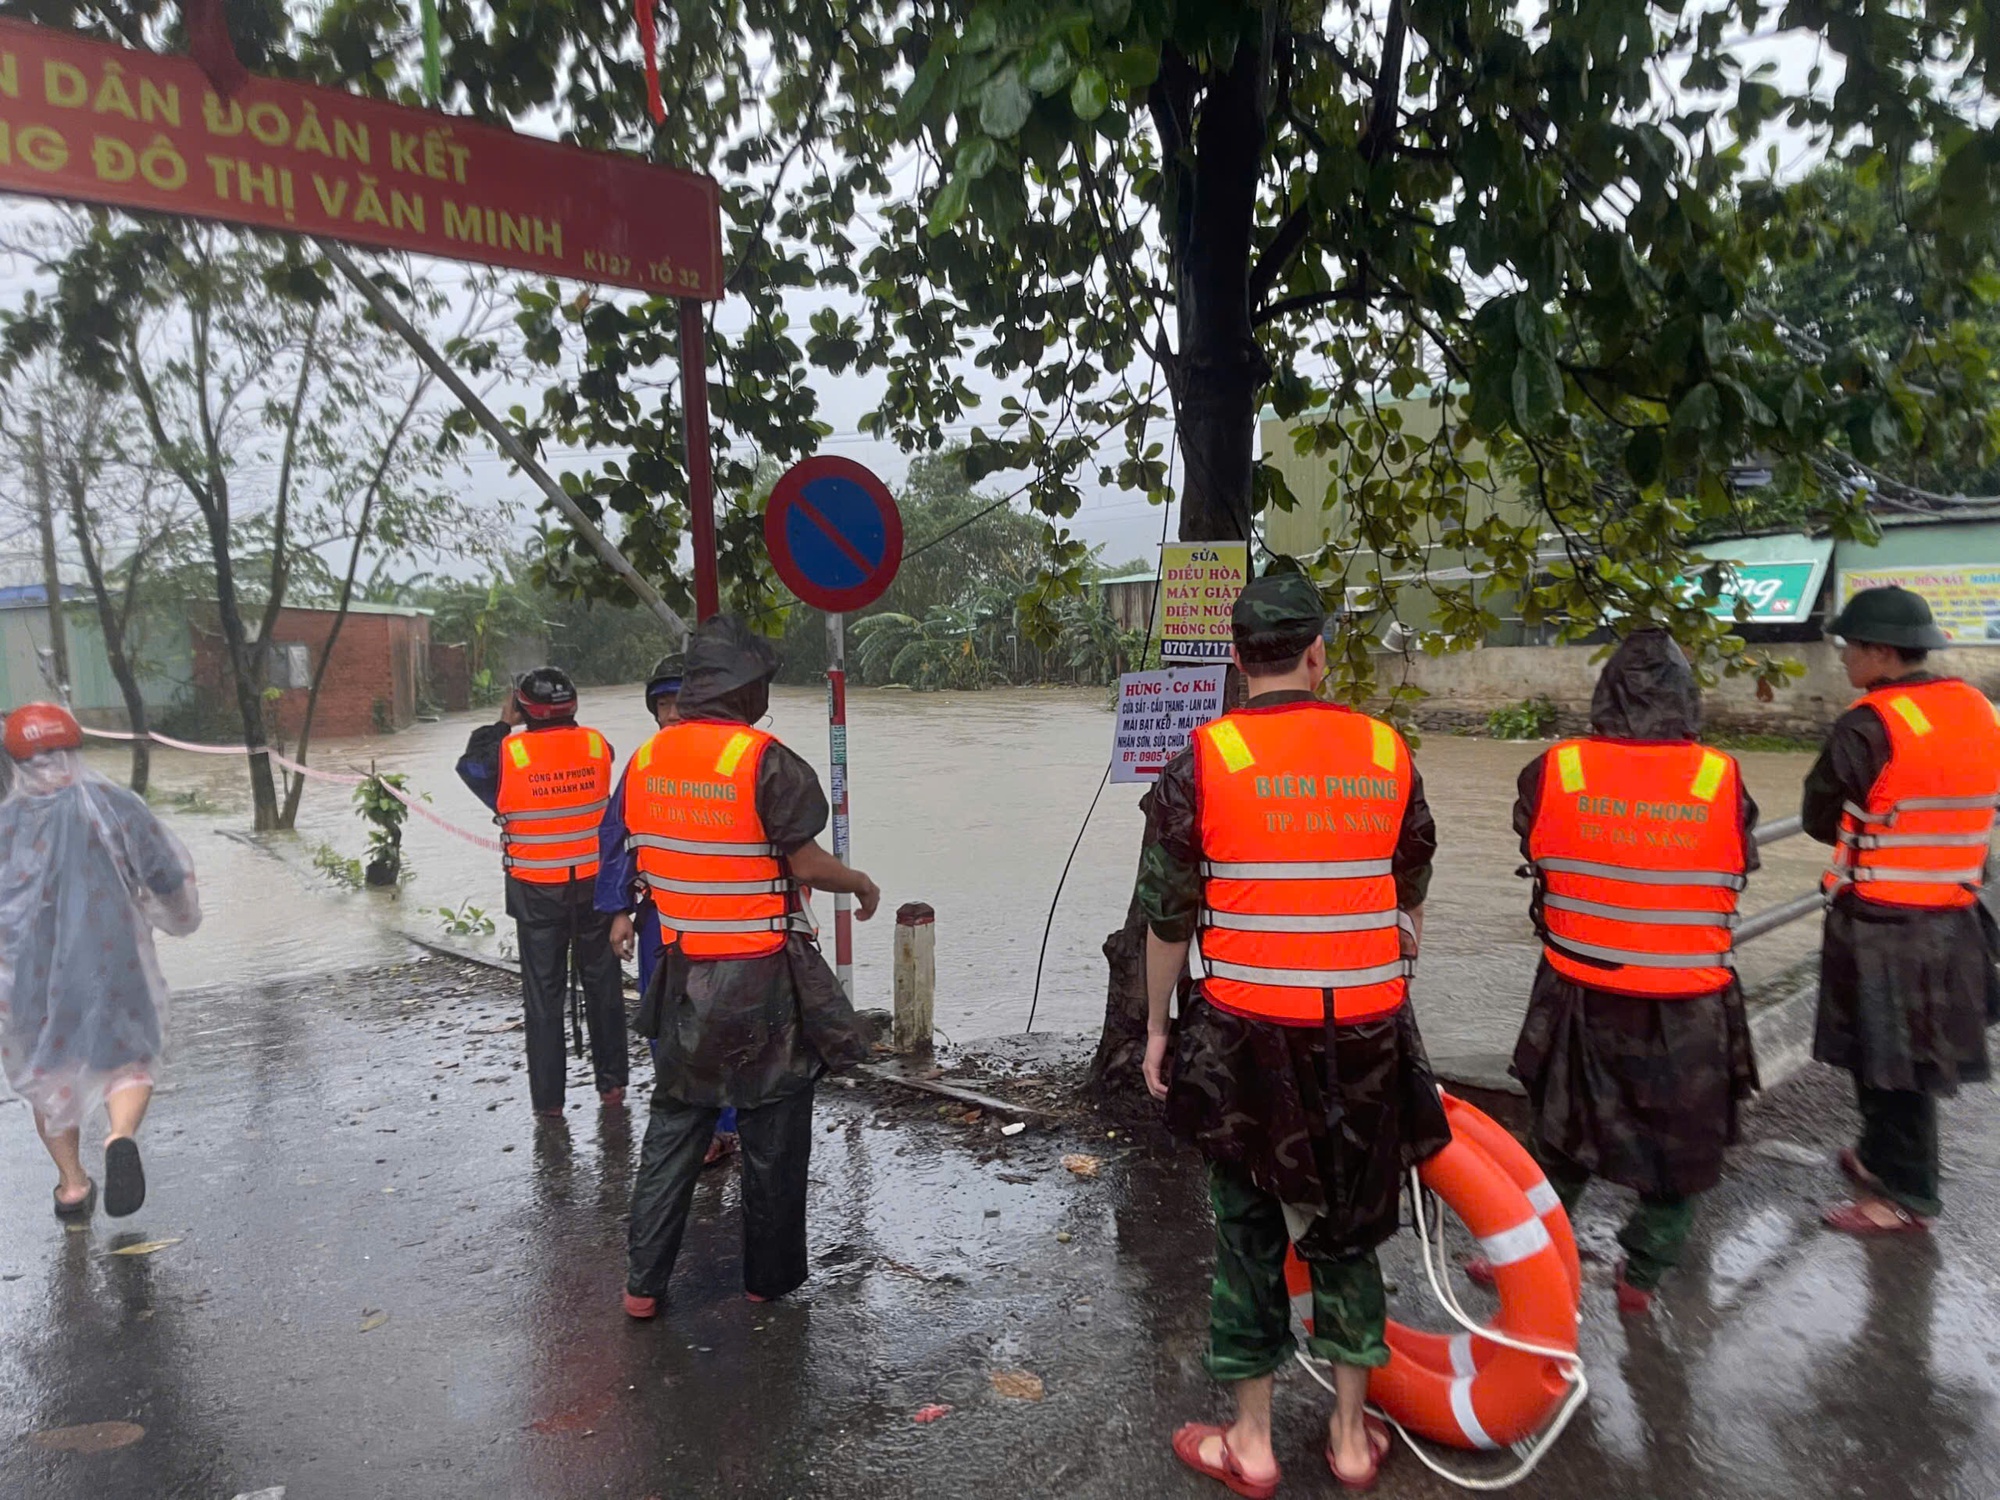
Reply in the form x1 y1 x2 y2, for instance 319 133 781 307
1801 671 2000 1094
1509 630 1761 1197
0 747 200 1132
635 617 866 1108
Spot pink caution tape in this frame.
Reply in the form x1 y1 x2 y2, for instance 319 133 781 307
77 726 504 853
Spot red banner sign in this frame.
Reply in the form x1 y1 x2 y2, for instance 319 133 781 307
0 21 724 299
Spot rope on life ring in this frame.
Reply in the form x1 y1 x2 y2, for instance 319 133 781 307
1282 1092 1586 1488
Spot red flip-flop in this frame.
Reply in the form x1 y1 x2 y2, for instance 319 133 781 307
1822 1199 1930 1237
1171 1423 1279 1500
1838 1148 1885 1195
1326 1415 1392 1491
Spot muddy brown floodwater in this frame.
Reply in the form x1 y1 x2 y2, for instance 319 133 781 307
94 687 1829 1050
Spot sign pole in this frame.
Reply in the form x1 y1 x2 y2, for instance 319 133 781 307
680 299 720 621
826 610 854 998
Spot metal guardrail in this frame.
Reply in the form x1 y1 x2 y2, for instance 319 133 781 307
1739 814 1815 944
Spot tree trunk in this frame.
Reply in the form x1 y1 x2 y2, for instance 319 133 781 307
64 471 151 793
1092 40 1270 1090
1173 40 1268 547
208 536 280 829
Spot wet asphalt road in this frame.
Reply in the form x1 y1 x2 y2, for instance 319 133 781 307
3 957 1998 1500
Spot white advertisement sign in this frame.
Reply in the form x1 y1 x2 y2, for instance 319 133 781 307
1111 669 1227 783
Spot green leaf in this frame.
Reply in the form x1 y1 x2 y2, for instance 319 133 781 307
898 49 951 128
928 175 971 237
957 134 1000 180
1669 382 1721 437
1510 350 1563 432
1093 0 1131 28
1070 65 1110 121
1104 44 1159 89
1624 427 1664 489
979 68 1034 138
1025 36 1076 96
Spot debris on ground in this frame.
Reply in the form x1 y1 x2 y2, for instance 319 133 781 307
989 1370 1046 1401
27 1422 145 1453
106 1238 181 1257
1060 1154 1101 1179
911 1404 953 1425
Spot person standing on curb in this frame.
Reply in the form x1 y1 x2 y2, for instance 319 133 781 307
1803 586 2000 1235
1 703 201 1221
605 615 879 1315
456 668 628 1121
1505 629 1760 1315
596 652 739 1165
1141 568 1450 1495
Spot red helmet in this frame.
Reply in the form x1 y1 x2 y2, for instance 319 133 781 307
4 702 83 760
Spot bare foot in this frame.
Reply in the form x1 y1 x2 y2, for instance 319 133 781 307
55 1180 91 1207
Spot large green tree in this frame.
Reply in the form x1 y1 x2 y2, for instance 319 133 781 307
16 1 2000 688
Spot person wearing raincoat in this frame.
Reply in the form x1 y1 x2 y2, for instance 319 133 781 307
0 703 201 1221
1802 586 2000 1236
596 652 740 1164
601 616 879 1315
1142 570 1451 1495
1506 630 1761 1314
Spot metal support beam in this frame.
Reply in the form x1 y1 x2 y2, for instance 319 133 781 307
1753 814 1803 846
317 239 687 643
678 298 719 621
1735 891 1823 944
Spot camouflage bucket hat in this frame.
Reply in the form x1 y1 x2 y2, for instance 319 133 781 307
1232 565 1327 664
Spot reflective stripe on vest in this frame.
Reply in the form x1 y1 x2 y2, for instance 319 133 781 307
622 719 800 959
1192 702 1412 1025
1526 738 1747 999
1825 679 2000 910
493 726 613 885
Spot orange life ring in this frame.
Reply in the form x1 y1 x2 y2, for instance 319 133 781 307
1283 1092 1579 1451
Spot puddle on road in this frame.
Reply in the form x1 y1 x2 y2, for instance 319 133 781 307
99 689 1826 1036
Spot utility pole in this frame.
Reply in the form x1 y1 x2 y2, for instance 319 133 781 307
29 411 70 701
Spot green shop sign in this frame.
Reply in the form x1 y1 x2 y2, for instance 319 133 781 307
1692 560 1822 623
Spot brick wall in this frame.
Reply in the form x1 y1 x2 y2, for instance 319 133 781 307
191 605 431 740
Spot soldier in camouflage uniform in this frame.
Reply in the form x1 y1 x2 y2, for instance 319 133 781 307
1508 630 1760 1313
1141 567 1450 1495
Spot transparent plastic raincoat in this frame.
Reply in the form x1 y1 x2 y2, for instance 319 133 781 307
0 748 200 1132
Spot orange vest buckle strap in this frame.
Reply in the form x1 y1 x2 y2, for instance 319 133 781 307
1825 679 2000 909
621 719 809 959
1525 738 1748 999
493 726 614 885
1191 702 1414 1026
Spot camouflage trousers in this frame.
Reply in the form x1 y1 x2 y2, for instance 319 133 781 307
1206 1161 1389 1383
1539 1150 1695 1293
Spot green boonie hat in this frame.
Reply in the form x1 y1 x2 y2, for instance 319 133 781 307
1830 586 1949 650
1232 565 1327 664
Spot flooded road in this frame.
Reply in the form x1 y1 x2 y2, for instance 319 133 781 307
98 690 1828 1044
5 956 1999 1500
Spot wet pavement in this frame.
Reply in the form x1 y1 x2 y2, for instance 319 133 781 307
103 694 1832 1063
4 954 1998 1499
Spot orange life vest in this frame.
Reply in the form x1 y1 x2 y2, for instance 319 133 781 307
1526 739 1747 998
494 724 613 884
1824 677 2000 910
1192 701 1412 1025
621 719 812 959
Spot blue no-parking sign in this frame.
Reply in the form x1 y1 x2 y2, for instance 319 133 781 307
764 456 904 613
